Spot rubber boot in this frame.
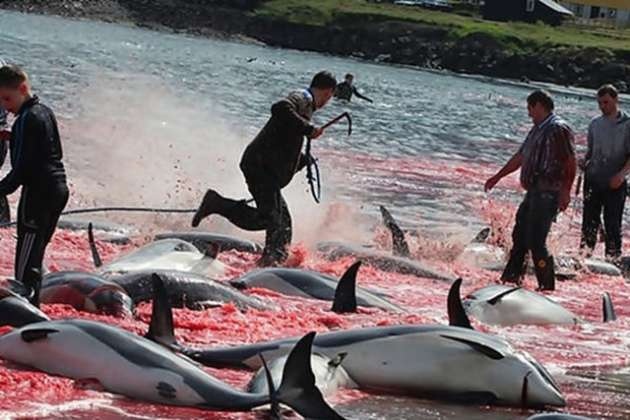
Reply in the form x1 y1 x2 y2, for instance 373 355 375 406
500 250 527 285
534 255 555 291
191 189 226 228
22 268 42 307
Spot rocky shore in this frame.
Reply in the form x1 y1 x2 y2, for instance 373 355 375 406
1 0 628 92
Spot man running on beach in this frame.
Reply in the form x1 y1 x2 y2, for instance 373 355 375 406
0 64 69 302
485 90 576 291
334 73 373 103
192 71 337 267
579 84 630 263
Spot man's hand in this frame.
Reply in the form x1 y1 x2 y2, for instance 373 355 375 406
558 189 571 212
309 127 324 140
484 175 500 192
609 173 625 190
0 130 10 141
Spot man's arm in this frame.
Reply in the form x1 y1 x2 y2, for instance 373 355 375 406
352 86 373 103
609 124 630 190
579 123 594 171
559 153 577 211
271 96 315 137
0 114 37 196
484 152 523 192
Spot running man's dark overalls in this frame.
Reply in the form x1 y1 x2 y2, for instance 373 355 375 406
0 96 68 299
207 90 315 265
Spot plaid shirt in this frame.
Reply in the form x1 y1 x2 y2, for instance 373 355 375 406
519 114 575 191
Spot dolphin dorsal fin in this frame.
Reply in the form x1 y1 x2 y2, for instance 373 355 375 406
379 206 410 258
145 273 178 348
472 227 491 243
440 334 504 360
603 292 617 322
88 223 103 268
487 287 521 305
332 261 360 313
447 278 473 330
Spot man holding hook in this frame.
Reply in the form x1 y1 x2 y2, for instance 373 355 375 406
485 90 576 291
192 71 337 267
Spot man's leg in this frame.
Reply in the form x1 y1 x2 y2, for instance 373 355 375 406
0 195 9 224
191 188 269 231
580 181 603 256
529 191 559 291
602 181 626 261
501 195 530 284
260 193 292 266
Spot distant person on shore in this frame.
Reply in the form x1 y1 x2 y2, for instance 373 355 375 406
0 64 69 303
579 84 630 263
0 57 10 223
334 73 373 103
484 90 576 291
191 71 337 267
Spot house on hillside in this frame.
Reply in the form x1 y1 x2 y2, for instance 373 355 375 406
559 0 630 26
483 0 574 25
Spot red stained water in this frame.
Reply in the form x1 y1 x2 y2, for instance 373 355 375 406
1 160 630 419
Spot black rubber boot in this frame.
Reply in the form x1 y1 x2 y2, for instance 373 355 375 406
22 268 42 307
534 256 555 291
191 189 224 228
500 250 527 285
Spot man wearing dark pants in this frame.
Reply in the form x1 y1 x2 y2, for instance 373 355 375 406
191 71 337 267
580 85 630 263
0 65 69 303
485 90 576 291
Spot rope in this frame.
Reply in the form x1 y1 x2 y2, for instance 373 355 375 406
305 138 321 204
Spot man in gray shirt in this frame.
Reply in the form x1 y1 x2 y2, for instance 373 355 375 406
580 84 630 261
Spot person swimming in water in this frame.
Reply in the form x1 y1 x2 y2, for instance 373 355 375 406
334 73 373 103
191 71 337 267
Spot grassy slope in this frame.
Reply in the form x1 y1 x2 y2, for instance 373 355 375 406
253 0 630 52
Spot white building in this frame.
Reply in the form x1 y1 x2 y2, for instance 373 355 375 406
560 0 630 26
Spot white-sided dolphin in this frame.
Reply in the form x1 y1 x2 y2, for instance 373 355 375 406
0 286 48 327
527 414 593 420
0 277 345 419
41 271 134 318
230 261 403 313
447 279 617 327
146 285 566 408
154 232 262 255
109 270 270 311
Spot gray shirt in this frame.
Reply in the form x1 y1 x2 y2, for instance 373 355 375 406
585 111 630 190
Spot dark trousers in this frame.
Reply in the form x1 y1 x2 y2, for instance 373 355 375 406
501 190 558 289
580 180 626 259
216 176 292 264
0 195 9 223
15 184 69 294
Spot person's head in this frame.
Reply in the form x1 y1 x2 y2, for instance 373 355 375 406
310 71 337 109
344 73 354 85
0 64 31 114
527 90 554 125
597 84 619 117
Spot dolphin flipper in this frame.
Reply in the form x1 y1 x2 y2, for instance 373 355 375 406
332 261 361 313
487 287 521 305
274 332 346 420
21 328 59 343
602 292 617 322
379 206 411 258
88 223 103 268
145 274 178 348
447 278 473 330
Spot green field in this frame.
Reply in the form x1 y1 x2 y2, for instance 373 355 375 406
253 0 630 52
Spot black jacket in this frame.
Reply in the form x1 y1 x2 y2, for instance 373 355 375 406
240 90 315 188
0 96 67 196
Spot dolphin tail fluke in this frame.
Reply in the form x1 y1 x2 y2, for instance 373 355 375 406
88 223 103 268
379 205 411 258
603 292 617 322
274 332 346 420
447 278 473 330
332 261 361 313
146 273 178 348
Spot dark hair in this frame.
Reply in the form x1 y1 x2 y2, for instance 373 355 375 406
0 64 28 89
310 71 337 90
527 89 554 112
597 84 618 99
345 73 354 79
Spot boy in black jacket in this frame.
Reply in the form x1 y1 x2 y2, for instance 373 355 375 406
0 65 69 303
192 71 337 267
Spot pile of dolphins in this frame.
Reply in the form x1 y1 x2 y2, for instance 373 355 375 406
0 208 622 419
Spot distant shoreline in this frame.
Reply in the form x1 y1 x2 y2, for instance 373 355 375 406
1 0 629 94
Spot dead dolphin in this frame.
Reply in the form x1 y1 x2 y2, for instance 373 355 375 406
154 232 262 254
0 286 49 327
